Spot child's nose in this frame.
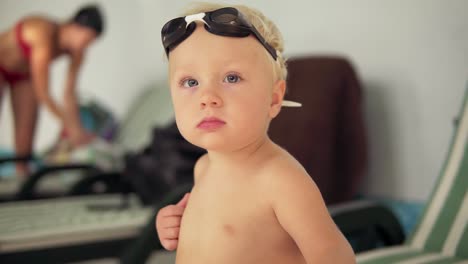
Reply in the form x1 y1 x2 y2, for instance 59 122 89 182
200 92 223 109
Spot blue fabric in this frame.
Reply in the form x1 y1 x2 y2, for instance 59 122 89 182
0 148 42 178
381 199 424 235
0 149 16 178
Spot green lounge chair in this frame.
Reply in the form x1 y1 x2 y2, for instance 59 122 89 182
357 87 468 263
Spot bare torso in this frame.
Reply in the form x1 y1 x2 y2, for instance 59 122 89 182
175 148 307 264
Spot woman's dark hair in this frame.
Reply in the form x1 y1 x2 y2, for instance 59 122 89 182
72 5 104 36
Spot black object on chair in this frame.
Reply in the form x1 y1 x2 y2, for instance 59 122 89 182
330 201 405 253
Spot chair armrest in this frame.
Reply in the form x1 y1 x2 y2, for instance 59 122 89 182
15 164 101 200
329 200 405 253
0 154 35 166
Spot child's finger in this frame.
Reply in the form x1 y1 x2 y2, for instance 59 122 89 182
158 215 182 229
162 239 178 251
158 204 185 217
176 193 191 208
162 227 180 239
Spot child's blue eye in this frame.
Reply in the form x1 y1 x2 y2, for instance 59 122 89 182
182 78 199 88
224 74 240 83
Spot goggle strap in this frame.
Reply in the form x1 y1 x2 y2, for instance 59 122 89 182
282 100 302 107
185 13 207 28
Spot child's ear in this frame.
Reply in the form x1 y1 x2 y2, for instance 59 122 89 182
269 79 286 118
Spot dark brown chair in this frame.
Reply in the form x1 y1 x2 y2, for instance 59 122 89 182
269 56 368 205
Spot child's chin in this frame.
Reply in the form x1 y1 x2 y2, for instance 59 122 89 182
195 141 226 152
191 138 232 152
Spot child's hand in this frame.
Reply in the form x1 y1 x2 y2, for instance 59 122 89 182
156 193 190 251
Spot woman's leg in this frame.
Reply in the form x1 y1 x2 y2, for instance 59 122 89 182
10 79 38 175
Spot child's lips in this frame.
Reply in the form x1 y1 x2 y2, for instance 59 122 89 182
197 117 226 130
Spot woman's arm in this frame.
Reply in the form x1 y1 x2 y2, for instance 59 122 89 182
62 50 91 143
29 24 66 124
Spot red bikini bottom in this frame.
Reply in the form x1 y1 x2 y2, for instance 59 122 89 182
0 65 30 86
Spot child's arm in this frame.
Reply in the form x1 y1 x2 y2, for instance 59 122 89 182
268 167 356 263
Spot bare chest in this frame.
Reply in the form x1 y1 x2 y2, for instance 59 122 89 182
176 176 302 263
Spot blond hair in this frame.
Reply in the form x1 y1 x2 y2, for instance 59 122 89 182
182 2 288 81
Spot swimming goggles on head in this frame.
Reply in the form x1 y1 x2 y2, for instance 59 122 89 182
161 7 278 60
161 7 301 108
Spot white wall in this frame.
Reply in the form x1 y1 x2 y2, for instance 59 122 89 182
0 0 159 151
1 0 467 201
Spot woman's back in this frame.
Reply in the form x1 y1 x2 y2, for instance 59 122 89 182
0 16 57 72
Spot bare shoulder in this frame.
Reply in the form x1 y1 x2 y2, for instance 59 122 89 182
193 153 209 184
258 145 323 204
261 145 315 186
